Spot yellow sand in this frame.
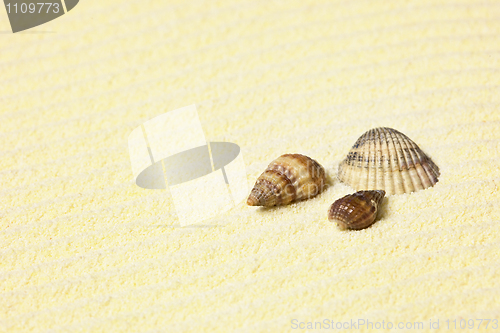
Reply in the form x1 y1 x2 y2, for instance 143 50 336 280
1 0 500 331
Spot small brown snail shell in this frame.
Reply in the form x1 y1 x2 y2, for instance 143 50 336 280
247 154 326 207
328 190 385 230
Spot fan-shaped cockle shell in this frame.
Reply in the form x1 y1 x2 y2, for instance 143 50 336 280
247 154 326 207
328 190 385 230
338 127 440 195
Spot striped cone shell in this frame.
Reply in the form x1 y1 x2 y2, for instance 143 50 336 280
328 190 385 230
247 154 326 206
338 127 440 195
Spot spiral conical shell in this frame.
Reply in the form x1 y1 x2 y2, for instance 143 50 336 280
247 154 326 207
328 190 385 230
338 127 440 195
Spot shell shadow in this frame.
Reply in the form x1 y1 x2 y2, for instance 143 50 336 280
324 171 337 190
376 196 389 221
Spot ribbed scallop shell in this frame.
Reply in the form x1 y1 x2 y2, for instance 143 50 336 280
328 190 385 230
338 127 440 195
247 154 326 206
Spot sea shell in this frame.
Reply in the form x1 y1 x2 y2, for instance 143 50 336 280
247 154 326 206
338 127 440 195
328 190 385 230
